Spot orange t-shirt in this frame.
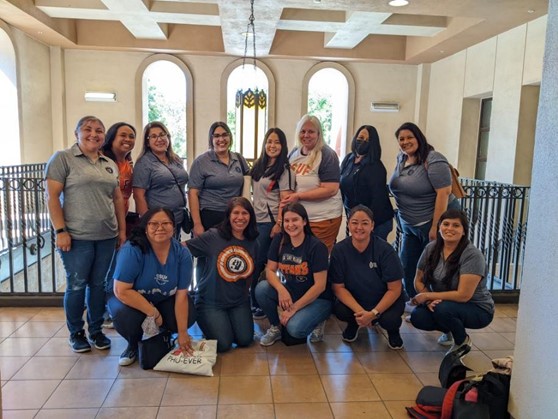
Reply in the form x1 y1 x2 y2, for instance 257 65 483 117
117 160 133 213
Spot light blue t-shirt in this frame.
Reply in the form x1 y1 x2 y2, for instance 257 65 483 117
113 239 193 304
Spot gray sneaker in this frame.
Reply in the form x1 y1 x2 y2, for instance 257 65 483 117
260 325 282 346
437 332 454 346
447 334 472 356
309 320 326 343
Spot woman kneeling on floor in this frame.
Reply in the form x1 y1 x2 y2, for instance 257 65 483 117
108 208 197 366
410 209 494 354
329 205 405 349
186 197 259 353
256 202 332 346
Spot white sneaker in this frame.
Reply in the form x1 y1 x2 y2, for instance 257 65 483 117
404 301 415 313
260 325 282 346
437 332 454 346
309 320 326 343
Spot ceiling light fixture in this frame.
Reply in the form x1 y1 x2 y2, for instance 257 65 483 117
388 0 409 6
242 0 257 68
84 91 116 102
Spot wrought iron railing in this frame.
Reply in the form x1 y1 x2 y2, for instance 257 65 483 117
0 163 64 297
1 164 527 301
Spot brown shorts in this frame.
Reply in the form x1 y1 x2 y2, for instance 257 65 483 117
309 216 342 253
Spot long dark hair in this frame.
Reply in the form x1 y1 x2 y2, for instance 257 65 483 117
279 202 314 248
139 121 182 164
217 197 258 241
250 128 290 182
102 122 136 162
350 125 382 162
208 121 234 150
423 209 470 288
395 122 434 165
129 207 175 253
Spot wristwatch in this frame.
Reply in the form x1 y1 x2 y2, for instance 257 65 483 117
55 227 68 234
371 308 381 318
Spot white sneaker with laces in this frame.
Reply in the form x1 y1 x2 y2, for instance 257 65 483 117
260 325 282 346
309 320 326 343
437 332 454 346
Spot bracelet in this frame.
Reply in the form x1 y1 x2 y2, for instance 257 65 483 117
55 227 67 234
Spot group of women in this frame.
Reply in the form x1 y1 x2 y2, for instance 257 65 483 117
45 113 494 365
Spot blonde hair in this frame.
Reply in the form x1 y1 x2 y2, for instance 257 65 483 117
294 114 325 168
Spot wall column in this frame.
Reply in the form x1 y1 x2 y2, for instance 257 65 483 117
509 1 558 417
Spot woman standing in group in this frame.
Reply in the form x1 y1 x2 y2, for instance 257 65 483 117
282 115 343 253
108 208 196 366
329 205 405 349
102 122 136 236
188 122 249 237
133 121 188 238
389 122 455 302
410 209 494 355
45 115 126 353
249 128 294 319
186 197 258 353
340 124 394 241
256 202 332 346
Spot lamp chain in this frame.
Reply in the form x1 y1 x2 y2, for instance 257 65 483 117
243 0 256 68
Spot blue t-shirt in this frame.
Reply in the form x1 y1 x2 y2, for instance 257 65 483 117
329 236 404 309
187 228 257 308
113 239 193 304
268 233 332 302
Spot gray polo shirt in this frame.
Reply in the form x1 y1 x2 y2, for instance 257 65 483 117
252 167 295 223
389 150 452 225
188 150 249 212
133 151 188 224
418 242 495 314
45 143 119 240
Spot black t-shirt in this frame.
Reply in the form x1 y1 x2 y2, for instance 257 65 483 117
329 236 404 309
268 233 332 302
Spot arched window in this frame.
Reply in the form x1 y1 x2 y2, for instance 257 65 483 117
305 65 353 158
226 63 270 163
140 57 191 166
0 27 20 165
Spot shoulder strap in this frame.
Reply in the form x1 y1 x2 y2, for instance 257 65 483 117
163 162 187 207
441 379 467 419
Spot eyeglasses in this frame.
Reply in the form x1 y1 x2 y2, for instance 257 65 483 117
212 132 230 139
148 133 169 141
147 221 173 230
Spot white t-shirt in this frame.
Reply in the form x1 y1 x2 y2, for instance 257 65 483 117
289 145 343 222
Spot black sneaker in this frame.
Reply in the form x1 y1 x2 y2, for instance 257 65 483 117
88 332 111 350
446 334 472 357
119 344 137 366
342 323 361 343
252 308 267 320
387 331 404 350
69 330 92 353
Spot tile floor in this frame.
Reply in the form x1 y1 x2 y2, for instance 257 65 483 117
0 304 517 418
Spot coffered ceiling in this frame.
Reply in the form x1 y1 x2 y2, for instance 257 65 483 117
0 0 548 63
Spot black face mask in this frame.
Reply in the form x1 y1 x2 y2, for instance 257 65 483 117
355 140 370 155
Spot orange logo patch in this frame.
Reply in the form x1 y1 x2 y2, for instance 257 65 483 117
217 245 255 282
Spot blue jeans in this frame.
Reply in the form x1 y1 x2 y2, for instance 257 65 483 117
251 222 274 309
58 238 117 335
108 294 197 348
255 280 332 339
398 216 432 298
410 301 494 345
373 219 393 242
196 301 254 352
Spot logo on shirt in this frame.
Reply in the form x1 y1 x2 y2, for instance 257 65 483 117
290 162 312 176
105 167 114 174
155 273 169 286
369 261 378 269
217 245 254 282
